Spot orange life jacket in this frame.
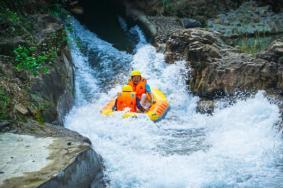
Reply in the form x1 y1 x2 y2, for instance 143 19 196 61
116 91 137 112
128 77 147 99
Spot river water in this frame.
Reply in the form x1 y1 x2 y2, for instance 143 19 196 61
64 16 283 188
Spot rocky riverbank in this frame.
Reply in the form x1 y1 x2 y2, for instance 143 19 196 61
0 0 282 186
165 29 283 98
0 1 105 187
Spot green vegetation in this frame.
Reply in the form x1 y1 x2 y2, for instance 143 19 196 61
229 33 279 56
161 0 177 15
1 1 68 76
30 94 53 124
49 3 69 19
0 0 70 123
0 8 34 38
161 0 172 10
0 87 10 119
14 45 57 76
34 111 45 125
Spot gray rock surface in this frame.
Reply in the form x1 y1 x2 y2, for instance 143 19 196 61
181 18 202 28
30 47 74 125
0 121 105 188
0 13 74 125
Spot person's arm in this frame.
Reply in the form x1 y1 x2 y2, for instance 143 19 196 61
145 84 151 93
136 97 145 112
145 84 155 103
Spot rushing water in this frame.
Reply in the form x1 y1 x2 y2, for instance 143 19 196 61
64 17 283 188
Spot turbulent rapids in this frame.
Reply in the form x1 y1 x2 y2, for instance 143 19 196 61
64 17 283 187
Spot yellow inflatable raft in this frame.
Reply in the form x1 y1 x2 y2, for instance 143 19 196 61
101 88 169 121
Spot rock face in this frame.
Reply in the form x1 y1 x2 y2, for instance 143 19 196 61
165 29 283 98
256 40 283 91
147 16 183 43
181 18 201 28
30 47 74 125
1 2 105 188
0 121 105 188
0 13 74 125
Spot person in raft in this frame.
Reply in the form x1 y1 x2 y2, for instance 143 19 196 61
112 85 139 112
113 70 154 112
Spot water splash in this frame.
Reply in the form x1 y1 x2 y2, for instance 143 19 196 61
65 17 283 187
68 18 132 91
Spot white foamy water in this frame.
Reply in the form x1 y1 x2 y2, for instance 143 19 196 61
65 17 283 188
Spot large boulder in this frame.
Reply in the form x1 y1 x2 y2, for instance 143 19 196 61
165 28 283 98
0 120 105 188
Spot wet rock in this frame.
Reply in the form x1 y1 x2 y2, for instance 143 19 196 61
0 121 10 132
30 47 74 125
165 29 223 63
125 5 198 44
181 18 202 28
165 28 283 98
125 8 158 40
196 99 215 114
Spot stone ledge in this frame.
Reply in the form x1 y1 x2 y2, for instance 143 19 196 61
0 121 105 188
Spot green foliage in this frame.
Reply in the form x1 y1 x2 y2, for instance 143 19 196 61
161 0 171 7
49 3 69 19
161 0 174 14
0 9 34 37
4 9 20 23
0 87 10 119
34 111 45 125
14 45 57 76
235 33 276 56
2 4 67 76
